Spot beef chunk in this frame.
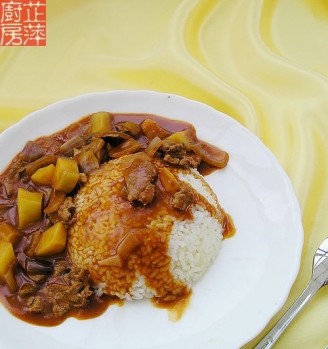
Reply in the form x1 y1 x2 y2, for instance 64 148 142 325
26 295 45 313
23 259 53 284
48 212 60 225
164 153 201 168
28 273 49 284
18 283 39 298
124 159 158 205
79 172 88 184
160 140 201 168
25 231 42 257
161 140 184 153
171 183 194 211
49 197 76 227
45 267 92 318
0 177 17 198
53 259 70 276
25 260 92 318
57 197 76 225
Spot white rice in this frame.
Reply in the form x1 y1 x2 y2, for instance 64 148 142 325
127 171 223 298
127 276 155 301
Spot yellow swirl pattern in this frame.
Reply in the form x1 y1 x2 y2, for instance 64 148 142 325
1 0 328 348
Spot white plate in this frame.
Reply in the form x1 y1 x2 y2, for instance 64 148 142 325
0 91 303 349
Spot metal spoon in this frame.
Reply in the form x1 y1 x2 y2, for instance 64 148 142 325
254 237 328 349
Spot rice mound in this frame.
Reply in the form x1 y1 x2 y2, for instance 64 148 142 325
68 154 225 301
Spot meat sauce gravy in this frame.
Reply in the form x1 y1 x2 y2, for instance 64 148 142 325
0 112 235 326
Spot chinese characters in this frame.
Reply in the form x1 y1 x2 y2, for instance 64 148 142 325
0 0 46 46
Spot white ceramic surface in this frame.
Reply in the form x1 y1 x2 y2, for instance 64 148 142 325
0 91 303 349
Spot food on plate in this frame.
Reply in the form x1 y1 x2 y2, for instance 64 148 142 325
0 112 235 325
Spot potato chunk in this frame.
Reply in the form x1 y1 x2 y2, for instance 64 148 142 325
0 242 17 291
52 157 79 193
0 222 21 244
90 111 113 134
31 164 55 185
17 188 43 229
35 222 67 256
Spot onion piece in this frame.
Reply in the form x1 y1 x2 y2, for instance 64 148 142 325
74 138 105 161
99 233 140 267
24 154 57 177
25 259 53 275
116 233 140 261
145 136 162 158
75 149 100 174
58 135 89 156
140 119 171 140
108 138 142 158
159 168 180 193
118 152 151 169
191 142 229 168
20 141 46 162
99 255 123 267
100 131 130 146
44 190 66 214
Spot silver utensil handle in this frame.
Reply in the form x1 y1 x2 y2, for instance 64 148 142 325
253 279 322 349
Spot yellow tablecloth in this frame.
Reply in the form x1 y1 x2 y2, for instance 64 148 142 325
1 0 328 348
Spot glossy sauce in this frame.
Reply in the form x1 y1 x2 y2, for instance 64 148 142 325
152 291 192 321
